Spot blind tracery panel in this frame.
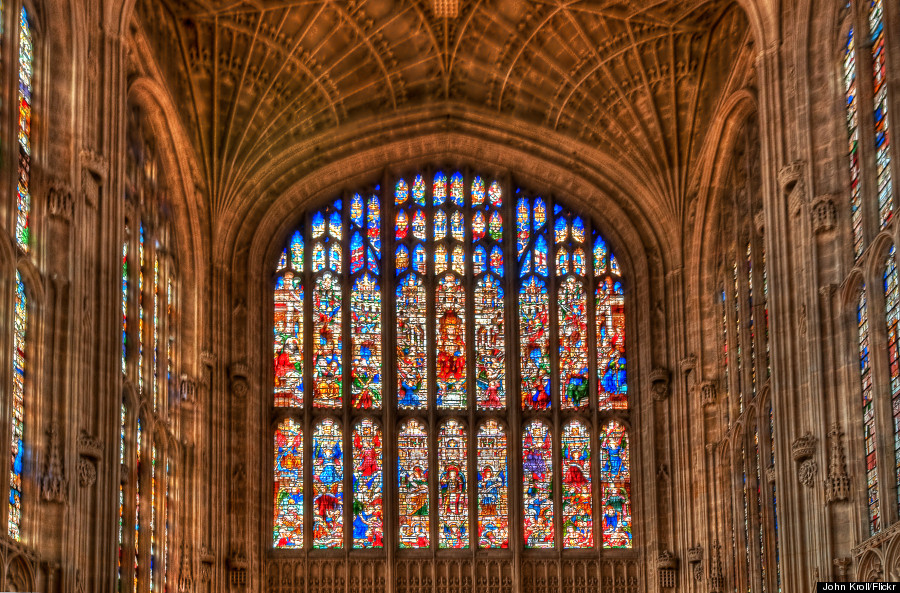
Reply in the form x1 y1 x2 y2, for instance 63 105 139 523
270 171 632 553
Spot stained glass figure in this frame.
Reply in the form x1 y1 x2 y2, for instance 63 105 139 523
398 420 429 548
572 218 585 242
313 274 342 407
472 176 486 206
434 172 447 206
556 249 569 276
477 421 508 548
350 232 364 273
534 236 548 276
600 421 632 549
473 212 486 241
351 194 364 227
452 245 465 274
597 277 627 410
290 231 304 269
522 420 554 548
313 212 326 237
329 210 342 240
489 181 502 207
520 277 550 410
869 0 894 228
555 217 568 244
312 243 325 272
353 420 384 548
559 277 589 409
436 275 467 408
475 275 505 409
561 421 592 548
435 244 448 274
134 419 142 591
594 235 608 272
489 213 503 241
312 420 343 548
450 172 464 206
15 7 32 250
329 243 342 273
451 211 465 241
122 237 128 374
439 420 469 548
396 211 409 239
434 210 448 240
396 246 410 272
490 246 503 276
351 274 382 409
274 419 303 548
8 272 26 540
367 196 381 255
413 175 426 206
413 210 426 240
474 246 487 275
413 244 426 274
396 179 409 205
398 275 427 409
573 248 586 276
516 198 530 258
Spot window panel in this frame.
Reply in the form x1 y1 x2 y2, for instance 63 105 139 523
8 272 26 540
600 421 632 549
312 420 343 548
274 419 303 548
477 421 509 548
523 420 554 548
438 420 468 548
353 420 384 548
561 421 592 548
398 420 429 548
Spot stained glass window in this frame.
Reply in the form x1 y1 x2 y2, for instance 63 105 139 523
8 272 26 540
600 421 631 548
352 420 383 548
15 7 33 251
885 247 900 511
150 445 158 590
118 403 126 588
477 421 508 548
438 420 468 548
271 172 631 553
312 420 343 548
274 419 303 548
398 420 429 548
858 286 880 534
844 27 864 257
522 420 553 548
869 0 894 228
561 421 592 548
122 235 129 374
134 419 143 592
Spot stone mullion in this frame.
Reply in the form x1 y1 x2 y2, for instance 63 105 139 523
382 167 396 584
464 168 477 555
502 171 522 587
583 213 600 555
547 194 561 561
342 189 352 564
303 210 312 557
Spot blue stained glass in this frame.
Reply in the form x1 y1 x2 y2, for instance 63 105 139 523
450 172 464 207
474 246 487 275
329 243 342 273
413 245 427 274
313 212 326 238
351 232 364 273
451 211 464 241
490 246 503 276
312 243 326 272
594 236 608 273
516 198 530 257
434 210 448 240
367 196 381 255
610 254 620 276
535 236 548 276
489 181 502 207
396 179 409 205
520 252 532 278
472 176 486 206
329 211 342 239
367 247 379 274
290 232 304 270
534 199 547 230
572 218 585 242
555 217 568 244
554 204 563 216
413 175 426 206
351 194 364 228
434 172 447 206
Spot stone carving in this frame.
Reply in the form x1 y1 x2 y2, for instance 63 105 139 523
825 423 850 504
48 181 75 219
754 210 765 236
180 374 196 403
778 160 804 193
41 421 68 503
812 195 837 233
688 545 703 582
79 148 109 181
179 543 194 593
700 381 717 406
430 0 459 18
77 430 103 460
766 465 776 483
708 540 724 593
230 362 250 400
834 557 852 582
679 354 697 374
657 550 677 589
78 457 96 487
650 367 670 401
792 432 816 461
799 459 818 488
201 350 216 367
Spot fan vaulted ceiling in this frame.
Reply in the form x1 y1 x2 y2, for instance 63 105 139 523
134 0 753 223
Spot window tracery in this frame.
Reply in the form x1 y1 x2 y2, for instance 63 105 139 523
269 171 632 557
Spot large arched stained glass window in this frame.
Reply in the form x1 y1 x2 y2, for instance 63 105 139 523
15 7 33 251
270 171 633 553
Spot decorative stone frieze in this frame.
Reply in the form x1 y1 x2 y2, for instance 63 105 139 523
811 195 837 233
650 367 670 401
826 423 850 504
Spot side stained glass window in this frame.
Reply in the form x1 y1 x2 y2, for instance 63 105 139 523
274 269 304 407
518 196 551 410
869 0 894 228
312 420 343 548
477 421 508 548
15 7 33 251
352 420 383 548
122 234 129 374
522 420 553 548
312 201 343 408
600 420 632 548
351 195 382 409
396 177 428 410
274 419 303 548
885 247 900 511
436 275 466 409
596 272 627 409
438 420 468 548
561 420 592 548
858 286 880 534
398 420 429 548
8 272 26 540
844 27 864 258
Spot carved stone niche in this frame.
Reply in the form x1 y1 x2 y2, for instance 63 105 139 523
812 195 837 234
229 553 248 589
700 381 717 406
687 545 703 582
657 550 678 589
650 368 670 401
